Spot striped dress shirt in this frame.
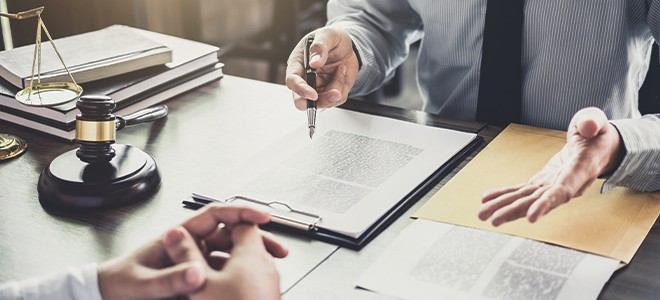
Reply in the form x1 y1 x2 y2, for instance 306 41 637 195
326 0 660 192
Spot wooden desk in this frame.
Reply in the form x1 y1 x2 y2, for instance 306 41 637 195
0 76 658 299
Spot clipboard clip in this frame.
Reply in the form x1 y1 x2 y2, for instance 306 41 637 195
188 193 323 232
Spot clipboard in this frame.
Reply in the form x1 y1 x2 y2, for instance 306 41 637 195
183 136 483 250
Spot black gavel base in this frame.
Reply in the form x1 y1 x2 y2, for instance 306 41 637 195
38 144 160 209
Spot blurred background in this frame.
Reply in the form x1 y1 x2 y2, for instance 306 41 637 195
7 0 324 83
3 0 423 110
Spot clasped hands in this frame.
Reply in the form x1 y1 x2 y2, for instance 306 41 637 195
286 28 626 227
98 205 288 300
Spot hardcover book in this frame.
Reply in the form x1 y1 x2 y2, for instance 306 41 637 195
0 25 222 140
0 25 219 124
0 63 224 140
0 25 173 88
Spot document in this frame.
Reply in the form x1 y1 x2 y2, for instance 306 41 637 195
205 108 477 239
413 124 660 263
357 219 619 300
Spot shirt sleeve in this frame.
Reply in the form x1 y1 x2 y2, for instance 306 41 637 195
603 2 660 191
326 0 423 96
604 114 660 192
0 264 103 300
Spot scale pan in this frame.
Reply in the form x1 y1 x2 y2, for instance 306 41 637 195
15 82 82 106
0 133 27 160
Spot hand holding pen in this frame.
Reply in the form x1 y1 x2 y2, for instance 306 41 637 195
285 28 361 120
304 37 317 138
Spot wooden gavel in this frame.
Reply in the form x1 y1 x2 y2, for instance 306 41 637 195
74 95 168 164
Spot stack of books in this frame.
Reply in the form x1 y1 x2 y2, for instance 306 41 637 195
0 25 223 140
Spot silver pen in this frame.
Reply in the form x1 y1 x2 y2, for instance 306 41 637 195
304 36 317 139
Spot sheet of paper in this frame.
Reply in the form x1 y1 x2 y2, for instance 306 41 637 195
357 219 619 300
209 109 476 238
273 235 338 293
413 124 660 263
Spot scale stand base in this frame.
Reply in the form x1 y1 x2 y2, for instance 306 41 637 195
38 144 160 209
0 133 27 161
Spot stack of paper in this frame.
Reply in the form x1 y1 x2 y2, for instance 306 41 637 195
357 124 660 299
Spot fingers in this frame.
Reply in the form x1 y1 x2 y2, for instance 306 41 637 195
98 233 207 300
204 225 289 259
259 229 289 258
478 185 541 226
527 186 572 222
479 184 573 226
286 62 318 103
202 225 233 253
292 65 347 110
317 65 349 108
287 27 358 111
158 226 209 295
479 107 613 227
227 225 282 300
230 224 269 256
286 28 342 103
182 205 271 239
208 251 231 270
488 188 546 226
140 261 206 298
481 183 526 203
162 226 206 264
292 93 309 111
307 28 343 68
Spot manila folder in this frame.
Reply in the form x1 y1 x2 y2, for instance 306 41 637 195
413 124 660 263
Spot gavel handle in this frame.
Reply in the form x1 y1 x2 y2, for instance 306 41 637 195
116 105 169 131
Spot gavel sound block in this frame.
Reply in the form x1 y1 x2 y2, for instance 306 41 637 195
38 95 166 209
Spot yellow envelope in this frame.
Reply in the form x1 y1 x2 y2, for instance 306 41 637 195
414 124 660 263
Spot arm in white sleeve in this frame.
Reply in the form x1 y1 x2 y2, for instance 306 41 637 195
605 114 660 192
326 0 423 96
604 3 660 191
0 264 103 300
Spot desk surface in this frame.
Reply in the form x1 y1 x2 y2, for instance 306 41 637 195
0 75 658 299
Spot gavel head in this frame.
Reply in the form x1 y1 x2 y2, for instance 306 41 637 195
75 95 117 164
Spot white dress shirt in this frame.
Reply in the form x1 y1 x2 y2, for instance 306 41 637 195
327 0 660 192
0 264 102 300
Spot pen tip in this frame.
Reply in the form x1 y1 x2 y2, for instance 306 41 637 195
309 127 315 139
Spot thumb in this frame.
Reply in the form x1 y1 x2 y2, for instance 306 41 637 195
162 226 206 264
571 107 608 139
140 261 206 298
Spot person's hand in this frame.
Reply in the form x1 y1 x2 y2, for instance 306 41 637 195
478 107 625 226
97 230 207 299
98 205 288 300
163 205 288 300
286 27 360 110
163 223 283 300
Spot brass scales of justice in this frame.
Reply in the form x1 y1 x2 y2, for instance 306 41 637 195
0 6 83 161
0 7 164 209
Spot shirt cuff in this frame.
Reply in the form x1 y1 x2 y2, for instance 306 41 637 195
17 263 103 300
603 116 660 192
